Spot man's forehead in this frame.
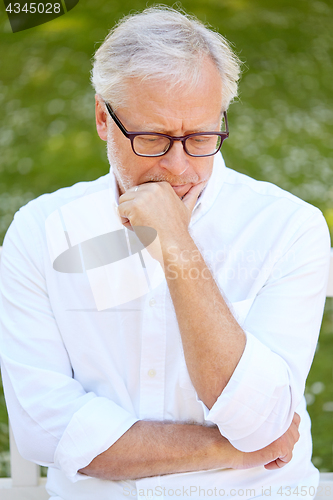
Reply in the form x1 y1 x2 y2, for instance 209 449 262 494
137 108 225 133
116 67 224 133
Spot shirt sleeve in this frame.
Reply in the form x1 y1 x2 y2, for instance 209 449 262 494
198 209 331 452
0 207 139 482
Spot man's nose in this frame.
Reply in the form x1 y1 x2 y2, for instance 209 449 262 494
158 140 190 176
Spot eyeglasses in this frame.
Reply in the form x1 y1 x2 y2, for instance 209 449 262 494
104 101 229 158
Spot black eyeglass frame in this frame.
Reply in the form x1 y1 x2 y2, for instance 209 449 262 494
104 101 229 158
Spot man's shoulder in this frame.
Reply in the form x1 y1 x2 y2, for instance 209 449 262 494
3 174 111 251
224 166 320 217
16 173 111 225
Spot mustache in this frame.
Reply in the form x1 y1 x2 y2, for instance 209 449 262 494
143 173 200 185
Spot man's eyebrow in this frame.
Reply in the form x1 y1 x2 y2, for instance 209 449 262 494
138 112 225 134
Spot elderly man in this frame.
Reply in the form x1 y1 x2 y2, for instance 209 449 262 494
0 6 330 500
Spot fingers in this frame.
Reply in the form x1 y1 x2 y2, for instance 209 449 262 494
119 187 140 204
116 203 131 223
264 452 292 470
290 413 301 445
264 413 301 470
264 450 293 470
293 412 301 428
239 412 302 471
264 457 290 470
182 181 206 213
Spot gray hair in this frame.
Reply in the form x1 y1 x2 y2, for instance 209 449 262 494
91 6 241 111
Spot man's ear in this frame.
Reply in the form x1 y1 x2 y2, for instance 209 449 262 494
95 95 108 141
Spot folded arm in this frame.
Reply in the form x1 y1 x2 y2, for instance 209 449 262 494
79 414 301 481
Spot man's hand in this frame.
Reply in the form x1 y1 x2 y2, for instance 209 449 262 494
234 413 301 470
117 181 204 246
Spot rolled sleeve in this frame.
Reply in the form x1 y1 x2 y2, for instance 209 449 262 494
54 397 138 482
198 331 292 452
199 210 330 452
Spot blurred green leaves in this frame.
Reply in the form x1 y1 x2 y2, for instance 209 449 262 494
0 0 332 243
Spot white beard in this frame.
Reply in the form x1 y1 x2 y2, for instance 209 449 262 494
106 129 134 194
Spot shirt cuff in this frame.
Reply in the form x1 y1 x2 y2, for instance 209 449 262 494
54 396 138 482
197 330 292 452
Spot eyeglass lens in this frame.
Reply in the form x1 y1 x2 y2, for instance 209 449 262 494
133 134 223 157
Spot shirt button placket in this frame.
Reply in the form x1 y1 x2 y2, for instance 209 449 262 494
139 288 167 421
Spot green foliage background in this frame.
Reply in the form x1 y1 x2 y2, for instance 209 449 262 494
0 0 332 477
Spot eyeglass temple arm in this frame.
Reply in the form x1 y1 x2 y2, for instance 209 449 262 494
223 111 229 135
104 101 129 138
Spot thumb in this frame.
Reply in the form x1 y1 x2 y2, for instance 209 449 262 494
182 182 205 213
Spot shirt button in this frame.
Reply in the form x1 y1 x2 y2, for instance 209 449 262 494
149 299 156 307
148 369 156 378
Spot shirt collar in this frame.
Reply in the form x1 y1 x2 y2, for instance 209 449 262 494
109 167 120 208
190 152 226 222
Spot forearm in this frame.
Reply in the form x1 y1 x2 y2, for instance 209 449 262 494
162 234 246 409
78 413 300 480
78 420 237 480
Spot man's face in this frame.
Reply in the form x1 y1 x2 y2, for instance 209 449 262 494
95 57 224 200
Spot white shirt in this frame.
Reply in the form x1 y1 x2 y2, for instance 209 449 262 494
0 154 330 500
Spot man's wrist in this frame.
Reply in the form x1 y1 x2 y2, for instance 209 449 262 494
161 232 193 261
161 234 211 282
